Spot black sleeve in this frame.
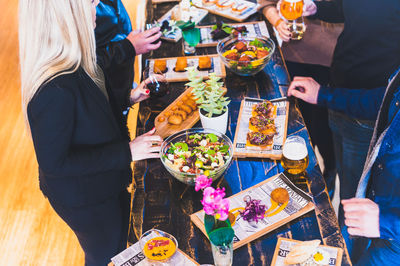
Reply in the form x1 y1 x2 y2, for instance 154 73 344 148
310 0 344 23
28 83 132 177
97 38 136 110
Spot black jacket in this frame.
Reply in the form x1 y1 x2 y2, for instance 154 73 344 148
28 68 132 207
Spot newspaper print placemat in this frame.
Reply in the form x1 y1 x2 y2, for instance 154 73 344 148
193 0 259 22
197 21 270 47
147 55 226 82
111 231 198 266
271 238 343 266
190 173 315 250
158 5 208 42
233 97 289 159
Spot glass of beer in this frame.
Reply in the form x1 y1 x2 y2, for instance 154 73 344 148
280 0 306 40
281 136 309 182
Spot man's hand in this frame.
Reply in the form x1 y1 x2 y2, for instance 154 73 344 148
303 0 317 16
127 27 162 55
342 198 380 238
287 76 320 104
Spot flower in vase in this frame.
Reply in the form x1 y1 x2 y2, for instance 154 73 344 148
215 198 230 221
195 175 213 191
201 187 229 221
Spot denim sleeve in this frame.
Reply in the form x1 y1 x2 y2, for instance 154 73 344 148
309 0 344 23
379 207 400 241
317 86 386 120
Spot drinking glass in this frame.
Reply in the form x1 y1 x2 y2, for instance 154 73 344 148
143 67 170 98
281 135 309 182
280 0 306 40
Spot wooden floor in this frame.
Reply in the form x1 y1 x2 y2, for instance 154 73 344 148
0 0 144 265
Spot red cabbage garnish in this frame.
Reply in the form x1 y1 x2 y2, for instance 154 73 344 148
239 196 266 223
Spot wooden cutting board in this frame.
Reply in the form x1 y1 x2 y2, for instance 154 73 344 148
155 87 227 139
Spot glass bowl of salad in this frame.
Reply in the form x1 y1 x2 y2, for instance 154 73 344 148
217 35 275 76
160 128 233 186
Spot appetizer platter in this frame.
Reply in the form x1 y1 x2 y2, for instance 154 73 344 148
233 97 289 159
157 4 208 42
193 0 259 22
154 87 227 138
271 238 343 266
146 54 226 82
196 21 270 47
152 0 180 4
190 173 315 250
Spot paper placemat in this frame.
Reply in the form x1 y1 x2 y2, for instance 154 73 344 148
193 0 259 22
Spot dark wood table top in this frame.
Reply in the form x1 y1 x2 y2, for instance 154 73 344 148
127 1 351 265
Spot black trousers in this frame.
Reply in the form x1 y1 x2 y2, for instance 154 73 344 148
47 189 131 266
285 61 336 193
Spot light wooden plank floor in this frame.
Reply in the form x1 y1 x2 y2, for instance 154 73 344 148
0 0 144 265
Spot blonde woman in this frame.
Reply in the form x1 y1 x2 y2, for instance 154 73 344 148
19 0 161 264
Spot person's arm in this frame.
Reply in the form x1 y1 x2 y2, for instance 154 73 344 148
259 0 291 42
317 85 386 120
310 0 344 23
28 83 132 178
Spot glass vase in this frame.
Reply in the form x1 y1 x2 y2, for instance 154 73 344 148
210 240 233 266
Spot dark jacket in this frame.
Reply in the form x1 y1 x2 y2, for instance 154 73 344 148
318 67 400 241
28 68 132 207
312 0 400 89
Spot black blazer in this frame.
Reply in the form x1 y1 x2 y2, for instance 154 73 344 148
28 68 132 207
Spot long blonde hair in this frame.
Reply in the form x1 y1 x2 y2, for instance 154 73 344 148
19 0 100 125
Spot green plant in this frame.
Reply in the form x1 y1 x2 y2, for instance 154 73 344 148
186 67 230 118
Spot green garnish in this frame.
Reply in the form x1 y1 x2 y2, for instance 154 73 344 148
249 38 263 48
175 142 188 151
207 133 218 143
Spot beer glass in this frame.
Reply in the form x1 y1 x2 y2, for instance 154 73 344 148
281 135 309 181
280 0 306 40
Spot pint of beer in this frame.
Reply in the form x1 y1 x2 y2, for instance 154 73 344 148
281 136 309 176
280 0 306 40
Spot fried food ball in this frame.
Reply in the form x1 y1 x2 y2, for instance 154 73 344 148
180 104 192 114
168 115 183 125
171 106 178 111
184 99 197 110
164 111 172 117
270 188 289 204
157 116 165 122
198 56 212 70
175 57 187 72
174 110 187 120
154 59 167 73
176 100 184 107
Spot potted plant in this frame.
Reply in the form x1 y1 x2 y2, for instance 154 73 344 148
186 67 230 134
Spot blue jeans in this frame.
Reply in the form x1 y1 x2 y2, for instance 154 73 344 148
328 110 374 227
342 226 400 265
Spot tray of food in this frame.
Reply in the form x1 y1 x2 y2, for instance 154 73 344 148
232 97 289 159
146 54 226 82
152 0 180 4
156 4 208 42
271 238 343 266
196 21 270 47
154 87 227 139
193 0 259 22
190 173 315 250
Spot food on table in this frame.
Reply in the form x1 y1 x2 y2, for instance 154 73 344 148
210 21 249 41
179 104 193 114
202 0 217 6
246 131 275 146
249 115 276 134
222 38 271 69
174 57 187 72
168 114 183 125
158 116 166 122
198 56 212 70
164 111 172 117
252 100 276 118
163 133 230 174
216 0 234 10
231 2 248 14
154 59 167 73
270 187 289 204
171 106 178 111
184 99 197 110
239 196 267 223
143 236 177 261
174 109 187 120
284 239 330 265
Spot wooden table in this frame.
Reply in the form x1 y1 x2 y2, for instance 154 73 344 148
127 1 351 265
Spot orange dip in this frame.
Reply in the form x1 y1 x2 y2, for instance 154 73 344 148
143 237 176 261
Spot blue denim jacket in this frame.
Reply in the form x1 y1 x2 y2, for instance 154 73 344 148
318 67 400 242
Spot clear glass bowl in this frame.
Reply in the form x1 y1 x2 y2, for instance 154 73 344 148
160 128 233 186
139 229 178 264
217 35 275 76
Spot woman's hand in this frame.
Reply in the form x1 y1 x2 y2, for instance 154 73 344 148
275 19 291 42
342 198 380 238
129 127 163 161
127 27 162 55
303 0 317 17
130 74 166 104
287 76 320 104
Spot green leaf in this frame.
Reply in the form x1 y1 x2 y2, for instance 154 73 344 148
219 145 229 153
175 142 188 151
206 149 216 155
208 227 235 246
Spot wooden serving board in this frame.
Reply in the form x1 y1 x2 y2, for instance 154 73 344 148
190 173 315 250
271 237 343 266
154 87 227 139
146 54 226 83
232 97 289 159
152 0 180 4
196 21 270 48
193 0 259 22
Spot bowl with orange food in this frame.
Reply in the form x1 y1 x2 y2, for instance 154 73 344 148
139 229 178 264
217 35 275 76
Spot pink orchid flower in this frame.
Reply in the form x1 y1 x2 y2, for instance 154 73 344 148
195 175 213 191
